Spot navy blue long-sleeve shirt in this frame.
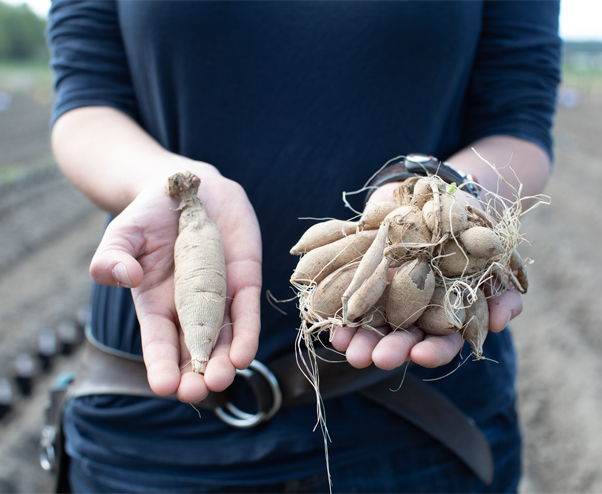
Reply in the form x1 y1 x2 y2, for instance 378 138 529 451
48 0 560 486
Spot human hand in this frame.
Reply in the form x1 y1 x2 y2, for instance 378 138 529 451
89 163 262 402
331 181 522 370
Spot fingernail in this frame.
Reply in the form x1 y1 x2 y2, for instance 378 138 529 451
113 263 133 288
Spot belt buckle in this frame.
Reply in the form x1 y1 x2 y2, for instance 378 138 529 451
214 360 282 429
39 425 58 472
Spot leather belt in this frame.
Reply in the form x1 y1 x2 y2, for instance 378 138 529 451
69 340 494 485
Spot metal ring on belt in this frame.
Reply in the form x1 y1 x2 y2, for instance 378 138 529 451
214 360 283 429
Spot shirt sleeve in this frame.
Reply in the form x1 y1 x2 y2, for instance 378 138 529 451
462 0 562 159
46 0 138 127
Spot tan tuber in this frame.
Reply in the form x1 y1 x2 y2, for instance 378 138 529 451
166 172 227 374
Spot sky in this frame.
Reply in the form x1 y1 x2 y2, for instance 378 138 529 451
3 0 602 42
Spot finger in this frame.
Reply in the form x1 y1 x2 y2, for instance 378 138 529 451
346 326 387 369
139 312 185 397
330 325 357 352
227 262 262 370
177 371 209 403
368 181 402 204
202 321 237 393
453 188 482 210
372 327 424 370
410 331 464 368
487 288 523 333
214 183 262 370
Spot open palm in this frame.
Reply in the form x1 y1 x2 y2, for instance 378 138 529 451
89 173 262 402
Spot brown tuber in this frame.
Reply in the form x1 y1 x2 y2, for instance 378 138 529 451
386 257 435 329
166 172 227 374
307 262 359 320
359 202 399 229
463 290 489 358
437 240 488 278
346 256 391 322
290 219 359 255
291 230 378 285
419 286 465 336
384 206 431 246
423 194 468 235
460 226 504 260
360 285 390 329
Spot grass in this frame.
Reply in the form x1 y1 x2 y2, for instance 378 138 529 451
0 59 55 188
561 66 602 93
0 162 57 188
0 58 52 92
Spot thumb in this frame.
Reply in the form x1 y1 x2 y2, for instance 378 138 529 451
89 221 145 289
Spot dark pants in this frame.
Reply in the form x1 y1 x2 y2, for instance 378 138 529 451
69 403 521 494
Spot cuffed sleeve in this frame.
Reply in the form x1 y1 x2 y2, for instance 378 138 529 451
463 1 562 159
47 0 138 127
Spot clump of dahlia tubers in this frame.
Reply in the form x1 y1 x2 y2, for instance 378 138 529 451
290 159 547 362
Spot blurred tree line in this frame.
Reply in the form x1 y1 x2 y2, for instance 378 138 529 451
0 1 48 61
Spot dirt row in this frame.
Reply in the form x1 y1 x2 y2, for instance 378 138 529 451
0 172 106 493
